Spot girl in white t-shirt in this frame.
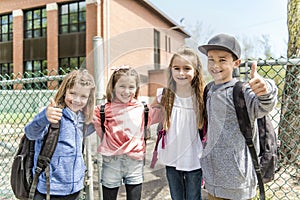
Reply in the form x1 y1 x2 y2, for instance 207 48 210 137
152 47 206 200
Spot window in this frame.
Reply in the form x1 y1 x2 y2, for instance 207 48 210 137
165 35 168 51
59 1 86 34
23 60 47 89
0 13 13 42
0 63 13 89
0 63 13 75
24 8 47 38
154 30 160 70
165 35 171 53
168 37 171 53
59 57 85 74
24 60 47 74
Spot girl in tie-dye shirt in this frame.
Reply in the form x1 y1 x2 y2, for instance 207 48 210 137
93 66 162 200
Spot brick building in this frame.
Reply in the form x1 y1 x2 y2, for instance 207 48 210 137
0 0 190 96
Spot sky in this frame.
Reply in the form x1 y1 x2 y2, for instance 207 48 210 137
148 0 289 58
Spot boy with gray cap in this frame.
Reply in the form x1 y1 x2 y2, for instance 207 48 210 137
198 33 278 200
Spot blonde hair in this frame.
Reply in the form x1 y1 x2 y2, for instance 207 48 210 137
54 69 95 123
106 67 140 102
161 47 206 130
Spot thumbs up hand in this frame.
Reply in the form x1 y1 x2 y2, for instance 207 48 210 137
46 98 62 124
249 62 268 96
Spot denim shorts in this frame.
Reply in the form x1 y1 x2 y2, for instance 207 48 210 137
101 154 144 188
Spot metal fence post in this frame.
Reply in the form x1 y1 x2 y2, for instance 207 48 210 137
93 36 105 200
84 133 94 200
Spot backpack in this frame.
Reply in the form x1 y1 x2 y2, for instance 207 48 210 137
204 81 279 200
10 123 60 200
99 101 150 140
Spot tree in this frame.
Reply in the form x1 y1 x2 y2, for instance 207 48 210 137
260 34 272 58
278 0 300 167
185 20 214 51
240 36 255 59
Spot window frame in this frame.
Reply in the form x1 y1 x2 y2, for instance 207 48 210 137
58 1 86 34
0 63 13 89
24 7 47 39
23 60 47 89
154 29 161 70
58 56 85 74
0 13 13 42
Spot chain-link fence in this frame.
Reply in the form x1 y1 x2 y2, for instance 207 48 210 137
0 71 64 200
0 58 299 199
237 58 300 199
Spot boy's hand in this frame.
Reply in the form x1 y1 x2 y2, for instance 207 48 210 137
46 98 62 124
249 62 268 96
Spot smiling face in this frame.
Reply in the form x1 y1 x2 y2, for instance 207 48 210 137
207 50 241 84
64 83 91 113
114 75 137 103
171 55 195 88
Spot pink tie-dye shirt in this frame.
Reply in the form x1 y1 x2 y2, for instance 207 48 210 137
93 99 162 160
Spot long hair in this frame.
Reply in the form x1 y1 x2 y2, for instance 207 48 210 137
106 67 140 102
54 69 95 123
161 47 206 130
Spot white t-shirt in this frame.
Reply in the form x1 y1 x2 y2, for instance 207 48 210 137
157 88 203 171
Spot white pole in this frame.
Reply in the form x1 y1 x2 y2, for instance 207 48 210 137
85 134 94 200
93 36 105 200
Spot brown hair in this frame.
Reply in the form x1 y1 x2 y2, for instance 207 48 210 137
54 69 95 123
161 47 206 130
106 67 140 102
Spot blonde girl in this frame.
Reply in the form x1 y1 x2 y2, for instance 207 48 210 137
93 66 162 200
25 69 95 200
154 47 206 200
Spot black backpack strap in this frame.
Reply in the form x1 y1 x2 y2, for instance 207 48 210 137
141 101 149 140
233 81 265 200
199 82 214 140
203 81 214 115
82 123 88 154
141 101 149 166
100 104 106 138
28 122 60 200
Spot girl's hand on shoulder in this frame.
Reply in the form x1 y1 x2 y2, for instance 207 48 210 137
249 62 268 96
46 98 62 124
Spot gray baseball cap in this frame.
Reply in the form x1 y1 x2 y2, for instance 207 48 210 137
198 33 241 59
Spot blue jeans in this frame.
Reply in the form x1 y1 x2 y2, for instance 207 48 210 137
166 166 202 200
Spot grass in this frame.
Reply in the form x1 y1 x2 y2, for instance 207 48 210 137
0 112 35 124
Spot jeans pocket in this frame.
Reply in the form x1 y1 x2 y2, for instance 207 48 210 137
102 155 113 163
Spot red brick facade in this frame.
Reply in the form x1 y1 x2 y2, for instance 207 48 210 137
0 0 189 96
